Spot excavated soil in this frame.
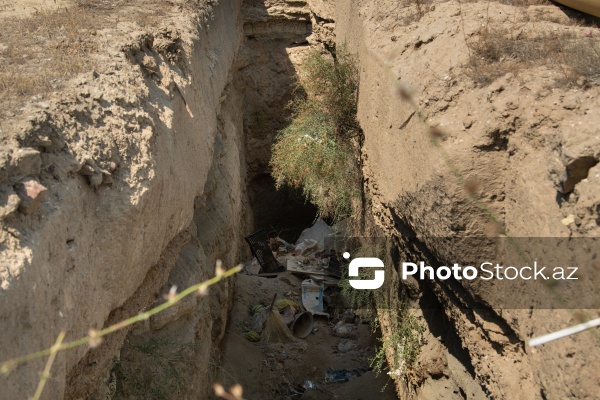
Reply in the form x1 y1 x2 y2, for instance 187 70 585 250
1 0 599 399
337 1 600 399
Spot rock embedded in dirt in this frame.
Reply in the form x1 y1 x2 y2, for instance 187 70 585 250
341 309 355 323
6 147 42 181
333 321 358 339
78 164 96 176
307 0 334 21
142 54 159 72
14 178 47 215
0 186 20 219
88 172 104 188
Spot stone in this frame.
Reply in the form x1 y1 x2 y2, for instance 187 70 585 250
9 148 42 179
306 0 334 21
88 172 104 188
561 214 575 226
333 321 357 339
68 157 83 173
0 186 20 219
90 88 104 101
79 164 96 176
141 54 159 75
14 178 48 215
101 171 113 185
562 96 578 110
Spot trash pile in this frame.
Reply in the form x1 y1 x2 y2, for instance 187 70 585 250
234 219 384 398
245 219 346 315
245 293 313 343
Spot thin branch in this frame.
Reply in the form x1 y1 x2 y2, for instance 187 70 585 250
1 263 242 376
31 331 66 400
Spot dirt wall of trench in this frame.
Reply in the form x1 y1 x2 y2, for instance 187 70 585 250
335 1 600 399
0 1 250 398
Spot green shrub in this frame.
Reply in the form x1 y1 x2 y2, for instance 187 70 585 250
339 266 375 310
270 46 360 222
299 48 359 134
371 305 425 379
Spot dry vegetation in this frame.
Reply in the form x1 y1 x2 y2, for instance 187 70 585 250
380 1 600 88
391 0 553 26
466 20 600 85
270 47 361 222
0 7 98 108
484 0 551 5
0 263 242 400
0 1 192 119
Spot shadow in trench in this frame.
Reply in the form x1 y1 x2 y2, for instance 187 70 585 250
220 2 395 399
418 283 478 379
248 173 318 243
239 0 317 243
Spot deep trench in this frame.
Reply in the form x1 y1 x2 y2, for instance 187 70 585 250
103 7 393 399
5 2 597 399
213 12 396 399
248 174 318 243
240 32 320 243
58 6 427 398
54 4 475 398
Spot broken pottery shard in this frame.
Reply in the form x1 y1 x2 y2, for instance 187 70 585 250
15 178 48 215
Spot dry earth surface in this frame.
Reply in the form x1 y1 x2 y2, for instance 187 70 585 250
336 0 600 398
0 0 599 399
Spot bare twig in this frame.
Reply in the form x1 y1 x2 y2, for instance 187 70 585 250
1 262 242 376
31 331 66 400
458 0 472 59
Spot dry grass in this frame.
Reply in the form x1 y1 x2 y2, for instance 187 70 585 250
0 1 183 118
502 0 552 4
466 24 600 85
0 7 98 107
563 36 600 82
383 0 434 26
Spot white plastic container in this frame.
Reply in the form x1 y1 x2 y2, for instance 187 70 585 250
301 279 324 314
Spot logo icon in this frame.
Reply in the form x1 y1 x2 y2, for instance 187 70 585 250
345 252 385 290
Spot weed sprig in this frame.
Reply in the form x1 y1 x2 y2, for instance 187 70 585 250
1 262 242 399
